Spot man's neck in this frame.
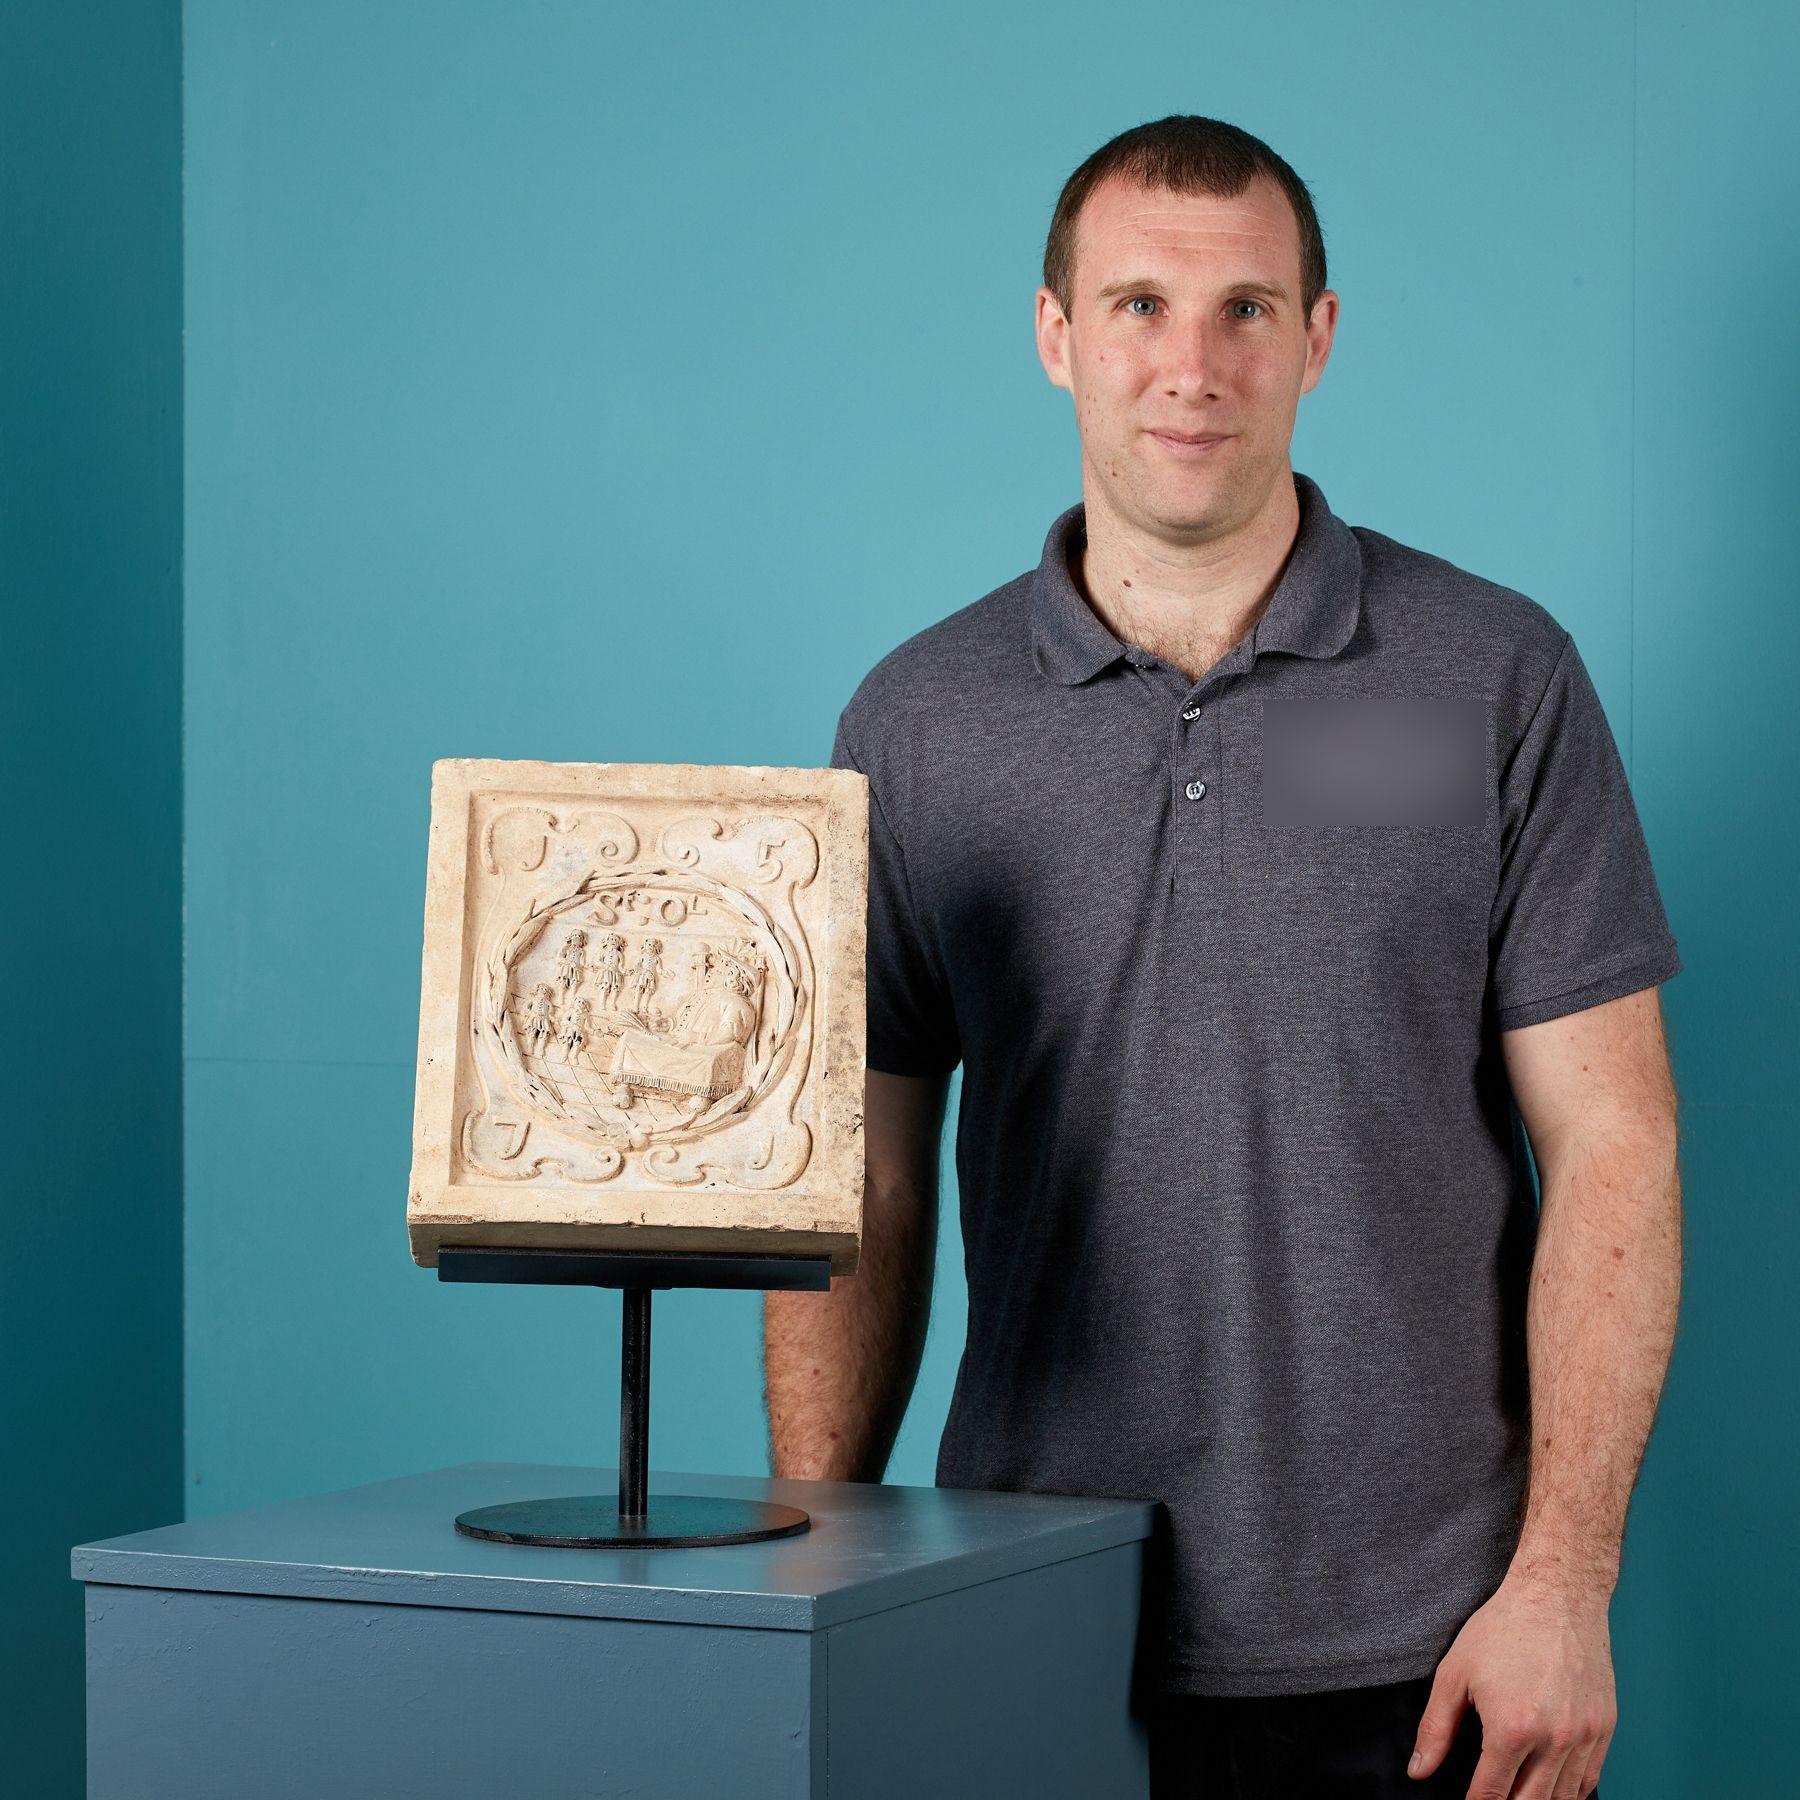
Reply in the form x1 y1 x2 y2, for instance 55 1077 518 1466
1074 469 1301 686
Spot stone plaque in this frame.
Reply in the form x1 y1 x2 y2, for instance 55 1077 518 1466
407 759 867 1271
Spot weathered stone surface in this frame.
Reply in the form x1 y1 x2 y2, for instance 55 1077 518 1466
408 759 867 1272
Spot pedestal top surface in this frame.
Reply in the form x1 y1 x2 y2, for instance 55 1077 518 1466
72 1462 1158 1630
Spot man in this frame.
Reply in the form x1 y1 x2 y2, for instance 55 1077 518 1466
763 114 1682 1800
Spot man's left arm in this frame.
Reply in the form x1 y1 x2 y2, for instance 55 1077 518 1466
1409 984 1683 1800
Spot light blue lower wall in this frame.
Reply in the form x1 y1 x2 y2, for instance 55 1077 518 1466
177 3 1797 1794
0 2 184 1792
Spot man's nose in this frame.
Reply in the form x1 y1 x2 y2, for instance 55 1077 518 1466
1163 314 1219 396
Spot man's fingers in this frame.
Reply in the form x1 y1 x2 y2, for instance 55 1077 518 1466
1475 1728 1589 1800
1575 1726 1614 1796
1531 1741 1591 1800
1549 1741 1593 1799
1406 1665 1467 1780
1460 1731 1528 1800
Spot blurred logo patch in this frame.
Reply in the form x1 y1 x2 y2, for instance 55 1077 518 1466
1261 695 1486 827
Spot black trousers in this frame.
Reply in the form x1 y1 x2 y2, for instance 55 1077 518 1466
1147 1673 1601 1799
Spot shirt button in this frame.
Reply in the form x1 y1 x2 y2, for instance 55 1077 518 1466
1185 779 1207 801
1180 702 1202 721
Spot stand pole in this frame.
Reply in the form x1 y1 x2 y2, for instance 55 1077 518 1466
439 1246 828 1549
619 1286 651 1520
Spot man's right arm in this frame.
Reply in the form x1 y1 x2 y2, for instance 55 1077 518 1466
762 1068 951 1482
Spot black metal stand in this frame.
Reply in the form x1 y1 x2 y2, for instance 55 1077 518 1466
437 1246 831 1548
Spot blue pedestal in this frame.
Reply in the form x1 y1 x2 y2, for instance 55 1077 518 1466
72 1462 1159 1798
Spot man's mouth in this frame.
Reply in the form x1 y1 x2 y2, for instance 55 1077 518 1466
1147 430 1231 455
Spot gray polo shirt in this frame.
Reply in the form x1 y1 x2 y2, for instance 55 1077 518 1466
829 470 1682 1698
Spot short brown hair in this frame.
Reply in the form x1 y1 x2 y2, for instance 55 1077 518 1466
1043 115 1328 321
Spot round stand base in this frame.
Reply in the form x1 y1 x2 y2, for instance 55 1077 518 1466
453 1493 811 1549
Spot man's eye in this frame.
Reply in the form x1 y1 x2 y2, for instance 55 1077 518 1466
1232 300 1266 320
1125 295 1158 317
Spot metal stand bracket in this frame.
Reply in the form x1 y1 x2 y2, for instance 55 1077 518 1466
436 1245 831 1548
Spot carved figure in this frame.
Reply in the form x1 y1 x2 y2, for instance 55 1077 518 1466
605 945 763 1117
557 997 594 1064
524 983 557 1058
629 937 664 1012
555 929 588 996
592 932 626 1008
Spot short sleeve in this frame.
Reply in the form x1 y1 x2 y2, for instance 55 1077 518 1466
1489 633 1683 1031
830 713 962 1077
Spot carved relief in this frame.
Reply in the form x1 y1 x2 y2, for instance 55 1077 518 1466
408 761 866 1271
462 827 814 1185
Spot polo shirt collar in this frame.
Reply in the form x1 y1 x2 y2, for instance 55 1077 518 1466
1029 470 1363 686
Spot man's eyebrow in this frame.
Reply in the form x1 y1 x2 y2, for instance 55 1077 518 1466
1093 276 1291 303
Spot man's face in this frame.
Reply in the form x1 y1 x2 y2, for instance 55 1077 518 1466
1036 172 1337 539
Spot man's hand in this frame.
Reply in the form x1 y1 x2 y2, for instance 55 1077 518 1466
1405 986 1677 1798
1407 1572 1617 1799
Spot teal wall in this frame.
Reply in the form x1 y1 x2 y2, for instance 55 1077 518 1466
1 1 185 1792
1620 4 1800 1777
176 2 1795 1792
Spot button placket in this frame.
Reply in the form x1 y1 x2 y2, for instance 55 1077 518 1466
1169 674 1232 912
1180 698 1206 800
1170 682 1230 913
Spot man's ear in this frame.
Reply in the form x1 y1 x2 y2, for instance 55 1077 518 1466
1036 286 1073 393
1299 289 1340 397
